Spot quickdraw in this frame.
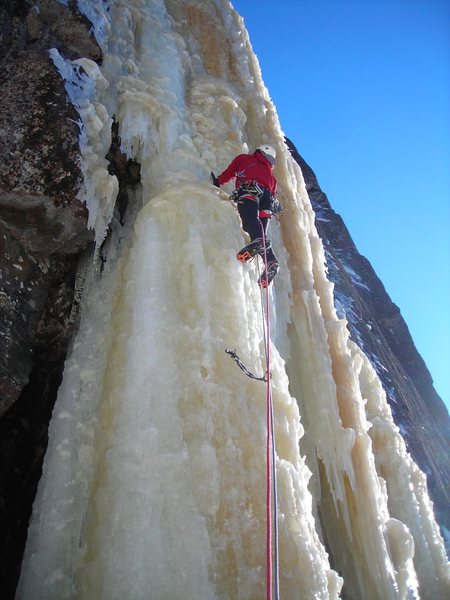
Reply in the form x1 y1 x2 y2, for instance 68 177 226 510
225 349 268 382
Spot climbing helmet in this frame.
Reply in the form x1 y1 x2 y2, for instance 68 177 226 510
256 144 276 164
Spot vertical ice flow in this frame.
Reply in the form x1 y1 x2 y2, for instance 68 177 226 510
18 1 449 599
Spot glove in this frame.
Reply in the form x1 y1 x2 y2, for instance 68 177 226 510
211 171 220 187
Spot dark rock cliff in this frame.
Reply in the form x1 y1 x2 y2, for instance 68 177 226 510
286 138 450 555
0 0 100 415
0 1 99 595
0 5 143 595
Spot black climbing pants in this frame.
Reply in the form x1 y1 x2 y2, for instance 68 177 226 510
237 187 277 263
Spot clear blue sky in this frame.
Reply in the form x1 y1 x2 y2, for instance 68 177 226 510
232 0 450 413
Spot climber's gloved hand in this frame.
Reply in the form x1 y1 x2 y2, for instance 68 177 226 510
211 171 220 188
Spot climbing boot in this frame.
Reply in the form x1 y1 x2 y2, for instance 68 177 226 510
236 238 270 263
258 260 279 288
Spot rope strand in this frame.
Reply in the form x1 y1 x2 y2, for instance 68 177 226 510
259 224 280 600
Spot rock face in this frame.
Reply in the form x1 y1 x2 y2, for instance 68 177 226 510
0 1 100 595
0 0 100 415
285 138 450 554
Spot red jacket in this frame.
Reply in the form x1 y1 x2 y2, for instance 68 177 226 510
217 152 277 194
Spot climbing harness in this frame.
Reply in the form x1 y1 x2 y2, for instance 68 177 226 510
229 182 283 216
229 181 264 205
224 349 268 382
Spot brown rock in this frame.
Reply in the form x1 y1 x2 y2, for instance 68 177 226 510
0 3 102 594
0 0 101 414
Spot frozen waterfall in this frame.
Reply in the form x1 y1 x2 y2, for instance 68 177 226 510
17 1 449 599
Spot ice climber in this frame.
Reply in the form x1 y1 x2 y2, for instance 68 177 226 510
211 144 279 288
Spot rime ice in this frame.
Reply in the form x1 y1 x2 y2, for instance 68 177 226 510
17 1 449 599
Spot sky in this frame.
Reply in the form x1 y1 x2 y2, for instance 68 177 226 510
232 0 450 413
